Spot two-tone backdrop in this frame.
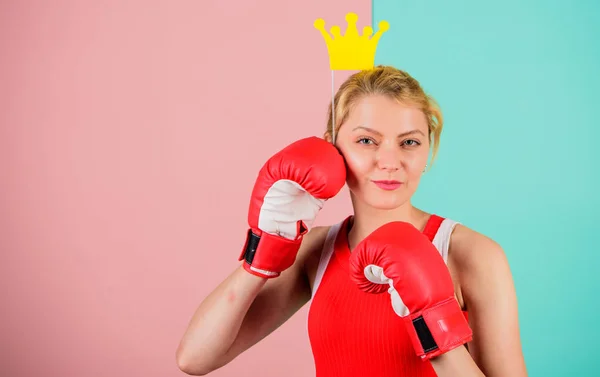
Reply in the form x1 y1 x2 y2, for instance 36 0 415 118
1 1 598 376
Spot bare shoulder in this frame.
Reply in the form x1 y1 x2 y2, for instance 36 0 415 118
297 225 331 288
449 224 508 276
301 225 331 252
297 225 330 262
449 224 513 308
448 224 528 375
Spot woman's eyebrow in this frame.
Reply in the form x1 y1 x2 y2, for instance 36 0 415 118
352 126 425 137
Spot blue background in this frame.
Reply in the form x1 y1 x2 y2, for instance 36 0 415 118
373 0 600 375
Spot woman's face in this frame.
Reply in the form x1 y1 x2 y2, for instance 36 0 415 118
335 94 430 210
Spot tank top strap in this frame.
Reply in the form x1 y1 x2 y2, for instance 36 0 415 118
422 214 445 241
311 219 345 300
431 217 460 264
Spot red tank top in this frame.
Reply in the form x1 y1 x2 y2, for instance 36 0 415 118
307 215 468 376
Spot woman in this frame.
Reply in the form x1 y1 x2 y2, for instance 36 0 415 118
176 66 528 376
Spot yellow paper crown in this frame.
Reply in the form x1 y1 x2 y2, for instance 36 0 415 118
314 12 389 71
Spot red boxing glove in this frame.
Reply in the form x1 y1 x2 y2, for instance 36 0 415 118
349 222 472 360
239 137 346 279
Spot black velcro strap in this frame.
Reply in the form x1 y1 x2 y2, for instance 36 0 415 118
412 315 438 353
242 229 261 264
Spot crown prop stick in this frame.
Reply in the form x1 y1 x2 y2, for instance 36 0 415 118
314 12 389 144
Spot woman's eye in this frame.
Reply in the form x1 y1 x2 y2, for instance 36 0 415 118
403 139 421 147
357 137 375 145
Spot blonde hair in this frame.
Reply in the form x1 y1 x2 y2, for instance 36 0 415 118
324 65 444 168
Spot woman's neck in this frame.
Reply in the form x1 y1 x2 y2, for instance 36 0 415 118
346 198 430 251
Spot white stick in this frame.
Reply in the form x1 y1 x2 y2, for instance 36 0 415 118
331 70 336 145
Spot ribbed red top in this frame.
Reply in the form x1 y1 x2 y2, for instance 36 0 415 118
308 215 467 376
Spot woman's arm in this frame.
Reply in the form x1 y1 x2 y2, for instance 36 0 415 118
176 226 329 375
430 346 484 376
431 226 528 377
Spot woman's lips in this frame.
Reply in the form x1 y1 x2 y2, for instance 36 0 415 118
372 180 403 190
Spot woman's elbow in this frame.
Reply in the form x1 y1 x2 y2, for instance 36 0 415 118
176 348 214 376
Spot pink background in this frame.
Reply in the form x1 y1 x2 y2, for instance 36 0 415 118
1 1 369 376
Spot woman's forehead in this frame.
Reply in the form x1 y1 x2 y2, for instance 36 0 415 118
346 96 428 132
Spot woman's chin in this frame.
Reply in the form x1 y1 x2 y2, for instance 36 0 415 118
369 201 405 210
349 186 410 210
363 193 407 210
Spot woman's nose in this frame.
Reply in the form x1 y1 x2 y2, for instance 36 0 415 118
376 146 401 171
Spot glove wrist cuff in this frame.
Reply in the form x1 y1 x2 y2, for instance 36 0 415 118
238 228 302 279
403 297 473 360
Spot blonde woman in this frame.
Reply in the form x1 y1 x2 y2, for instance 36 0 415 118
177 65 528 377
